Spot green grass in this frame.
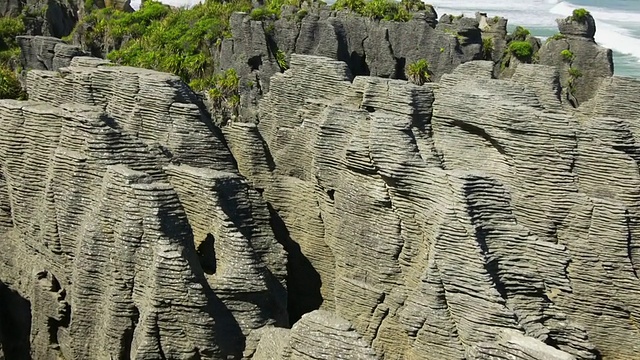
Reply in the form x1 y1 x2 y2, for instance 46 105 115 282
275 49 288 70
560 49 574 62
79 0 252 85
571 8 590 23
568 67 582 78
406 58 430 85
546 33 566 43
482 37 494 60
0 66 22 99
332 0 416 21
0 16 26 99
508 41 533 61
512 26 530 41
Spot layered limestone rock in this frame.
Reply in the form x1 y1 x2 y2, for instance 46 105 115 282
17 36 87 72
222 54 640 359
252 310 379 360
538 12 613 106
216 8 483 120
0 58 286 359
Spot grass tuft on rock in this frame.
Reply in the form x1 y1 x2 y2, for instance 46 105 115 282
508 41 533 61
560 49 574 62
482 37 494 60
332 0 419 21
512 26 530 41
571 8 590 23
406 58 430 85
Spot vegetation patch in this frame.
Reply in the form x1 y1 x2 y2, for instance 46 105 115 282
0 16 26 99
560 49 574 62
567 66 583 95
332 0 424 21
406 58 430 85
482 37 494 60
0 66 22 99
512 26 530 41
568 67 582 78
508 41 533 61
571 8 590 23
275 50 288 70
546 33 566 43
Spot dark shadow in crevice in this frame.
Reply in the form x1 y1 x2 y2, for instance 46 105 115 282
157 206 244 358
452 119 507 156
197 234 217 275
267 203 323 324
248 55 262 71
120 305 140 359
0 281 32 360
394 57 407 80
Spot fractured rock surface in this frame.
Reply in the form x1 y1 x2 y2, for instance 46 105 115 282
223 54 640 359
0 42 639 359
0 58 285 359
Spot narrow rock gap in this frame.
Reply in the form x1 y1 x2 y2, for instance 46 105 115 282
266 203 322 325
197 233 217 275
0 282 31 360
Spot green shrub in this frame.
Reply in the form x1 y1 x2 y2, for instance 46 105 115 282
0 66 23 99
571 8 590 22
406 58 430 85
568 67 582 78
362 0 410 21
88 0 252 86
560 49 574 62
512 26 530 41
400 0 426 12
295 9 308 21
332 0 366 12
546 33 566 43
482 37 494 59
332 0 415 21
275 49 288 70
508 41 533 60
0 17 25 50
250 7 276 21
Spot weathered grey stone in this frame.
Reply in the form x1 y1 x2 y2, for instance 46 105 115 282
0 60 286 359
18 36 87 72
222 54 640 359
253 310 380 360
557 13 596 39
538 14 613 106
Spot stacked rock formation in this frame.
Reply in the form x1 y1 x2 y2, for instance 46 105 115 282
0 57 286 359
215 8 483 120
221 54 640 359
1 27 639 360
538 12 613 105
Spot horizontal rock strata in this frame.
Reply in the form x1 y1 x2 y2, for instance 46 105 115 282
223 54 640 359
0 58 286 359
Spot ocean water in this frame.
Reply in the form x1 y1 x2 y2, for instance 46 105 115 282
427 0 640 77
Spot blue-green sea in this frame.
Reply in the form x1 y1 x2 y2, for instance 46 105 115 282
428 0 640 78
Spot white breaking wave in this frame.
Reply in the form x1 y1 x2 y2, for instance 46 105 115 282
429 0 640 63
550 2 640 62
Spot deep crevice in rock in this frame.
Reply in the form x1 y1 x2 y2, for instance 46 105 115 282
0 282 31 360
267 203 323 324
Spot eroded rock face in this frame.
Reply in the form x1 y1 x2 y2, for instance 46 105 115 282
216 9 483 121
0 57 286 359
222 54 640 359
0 43 639 359
538 13 613 106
